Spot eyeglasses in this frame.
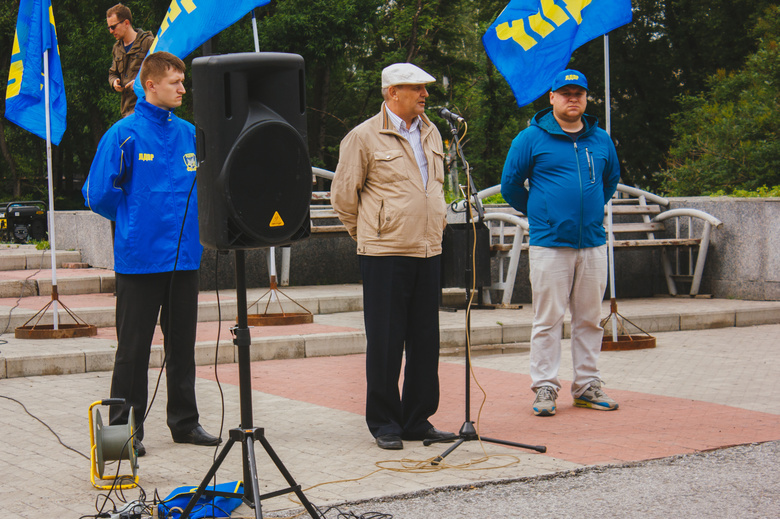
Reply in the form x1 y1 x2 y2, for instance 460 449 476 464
108 21 123 32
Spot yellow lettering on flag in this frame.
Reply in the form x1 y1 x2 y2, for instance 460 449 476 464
497 0 589 51
270 212 285 228
496 19 537 51
6 33 22 99
153 0 198 52
528 12 555 38
562 0 593 24
541 0 570 26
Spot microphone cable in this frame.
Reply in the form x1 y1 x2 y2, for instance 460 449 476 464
95 171 222 518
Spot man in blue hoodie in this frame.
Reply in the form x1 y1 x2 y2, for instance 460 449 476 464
501 69 621 417
84 51 219 455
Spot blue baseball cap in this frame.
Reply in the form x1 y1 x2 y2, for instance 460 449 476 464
551 69 588 92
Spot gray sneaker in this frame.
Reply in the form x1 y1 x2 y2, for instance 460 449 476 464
574 381 619 411
532 386 557 416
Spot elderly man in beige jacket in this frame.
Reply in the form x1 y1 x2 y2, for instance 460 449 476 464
331 63 455 450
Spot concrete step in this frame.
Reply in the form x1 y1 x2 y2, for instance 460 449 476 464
2 292 780 379
0 267 115 298
0 245 82 271
0 283 369 330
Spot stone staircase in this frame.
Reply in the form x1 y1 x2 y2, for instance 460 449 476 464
0 245 114 298
2 243 780 380
0 244 370 332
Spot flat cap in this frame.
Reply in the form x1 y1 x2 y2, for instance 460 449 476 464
381 63 436 88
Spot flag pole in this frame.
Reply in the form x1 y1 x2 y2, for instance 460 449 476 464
242 9 312 325
604 34 617 341
603 34 611 135
43 47 59 330
252 9 278 302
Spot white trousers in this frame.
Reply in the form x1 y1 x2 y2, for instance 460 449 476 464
529 245 607 397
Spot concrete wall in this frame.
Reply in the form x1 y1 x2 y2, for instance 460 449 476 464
54 210 360 290
55 197 780 301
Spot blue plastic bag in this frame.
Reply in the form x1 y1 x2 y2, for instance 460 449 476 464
158 481 243 519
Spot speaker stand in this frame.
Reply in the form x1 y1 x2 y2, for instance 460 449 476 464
180 250 319 519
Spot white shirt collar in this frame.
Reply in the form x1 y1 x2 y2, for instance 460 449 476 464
385 104 421 133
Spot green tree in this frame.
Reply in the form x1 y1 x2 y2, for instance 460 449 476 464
0 0 172 207
568 0 776 191
3 1 777 207
250 0 383 168
661 6 780 196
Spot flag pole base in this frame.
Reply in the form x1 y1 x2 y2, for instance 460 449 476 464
601 334 656 351
600 298 656 351
15 286 98 339
244 275 313 327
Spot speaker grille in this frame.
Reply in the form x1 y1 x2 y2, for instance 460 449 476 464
223 119 311 246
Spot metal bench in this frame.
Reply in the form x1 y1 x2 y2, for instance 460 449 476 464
297 173 723 300
605 185 723 297
309 167 349 236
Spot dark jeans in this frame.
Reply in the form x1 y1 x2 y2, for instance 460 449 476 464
109 270 200 441
359 255 442 438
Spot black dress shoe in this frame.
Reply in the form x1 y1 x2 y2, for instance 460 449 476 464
376 434 403 450
133 439 146 457
171 425 221 446
422 427 457 442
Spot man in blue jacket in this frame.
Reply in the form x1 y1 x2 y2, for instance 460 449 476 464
501 69 621 417
83 51 219 455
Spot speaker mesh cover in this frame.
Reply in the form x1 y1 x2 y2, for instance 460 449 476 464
224 119 310 244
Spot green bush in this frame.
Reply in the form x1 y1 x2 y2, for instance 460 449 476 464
711 185 780 197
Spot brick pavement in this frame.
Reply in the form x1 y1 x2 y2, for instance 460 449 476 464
0 320 778 517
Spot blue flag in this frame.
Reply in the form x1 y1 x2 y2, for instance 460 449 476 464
133 0 272 99
5 0 67 145
483 0 632 107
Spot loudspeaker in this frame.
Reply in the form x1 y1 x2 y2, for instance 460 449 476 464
192 52 312 250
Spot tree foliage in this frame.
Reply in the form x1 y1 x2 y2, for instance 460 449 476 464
661 5 780 196
568 0 776 192
1 0 777 207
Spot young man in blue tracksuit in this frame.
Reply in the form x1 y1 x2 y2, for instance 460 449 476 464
83 51 219 455
501 69 621 417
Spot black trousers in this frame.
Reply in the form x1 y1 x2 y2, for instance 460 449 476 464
109 270 200 441
360 255 442 439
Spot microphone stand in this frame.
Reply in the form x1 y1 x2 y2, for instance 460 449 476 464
427 116 546 464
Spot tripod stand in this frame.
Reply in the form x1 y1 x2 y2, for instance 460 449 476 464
180 250 319 519
426 116 546 464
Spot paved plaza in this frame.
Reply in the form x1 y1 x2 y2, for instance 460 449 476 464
0 284 779 517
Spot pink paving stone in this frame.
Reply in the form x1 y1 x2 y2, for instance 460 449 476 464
196 355 780 466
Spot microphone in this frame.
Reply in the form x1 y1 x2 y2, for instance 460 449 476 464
437 107 465 123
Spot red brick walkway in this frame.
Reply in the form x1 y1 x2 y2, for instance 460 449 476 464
198 354 780 466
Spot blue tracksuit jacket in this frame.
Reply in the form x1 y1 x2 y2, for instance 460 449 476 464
83 98 203 273
501 107 620 249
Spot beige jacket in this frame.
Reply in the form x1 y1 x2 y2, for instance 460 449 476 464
332 104 447 258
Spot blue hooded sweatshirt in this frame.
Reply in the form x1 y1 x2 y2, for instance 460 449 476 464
501 107 620 249
83 98 202 274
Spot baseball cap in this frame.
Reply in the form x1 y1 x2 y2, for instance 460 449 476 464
551 69 588 92
381 63 436 88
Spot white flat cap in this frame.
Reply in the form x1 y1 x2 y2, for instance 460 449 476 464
381 63 436 88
